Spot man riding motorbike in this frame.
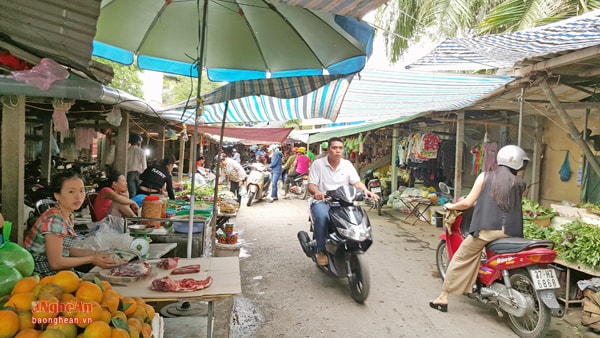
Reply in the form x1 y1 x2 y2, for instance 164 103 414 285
308 137 379 266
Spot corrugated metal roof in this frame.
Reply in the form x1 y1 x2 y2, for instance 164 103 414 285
407 9 600 71
275 0 386 19
161 70 514 124
0 0 100 73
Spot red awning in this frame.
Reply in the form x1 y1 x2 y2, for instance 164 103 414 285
193 126 293 144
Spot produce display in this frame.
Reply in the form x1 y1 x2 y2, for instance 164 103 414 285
0 272 155 338
522 199 556 219
0 240 35 297
524 220 600 270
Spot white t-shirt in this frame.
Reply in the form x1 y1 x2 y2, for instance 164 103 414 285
308 157 361 193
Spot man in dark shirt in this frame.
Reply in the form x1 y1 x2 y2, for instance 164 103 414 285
138 156 176 199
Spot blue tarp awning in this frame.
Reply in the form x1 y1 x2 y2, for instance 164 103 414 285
407 9 600 71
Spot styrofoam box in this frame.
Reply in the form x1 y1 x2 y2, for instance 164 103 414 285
550 204 587 218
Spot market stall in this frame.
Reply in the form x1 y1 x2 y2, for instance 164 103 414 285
523 201 600 315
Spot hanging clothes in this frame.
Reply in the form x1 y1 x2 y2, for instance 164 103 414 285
482 142 498 172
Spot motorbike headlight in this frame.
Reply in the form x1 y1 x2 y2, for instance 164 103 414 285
338 227 370 241
353 201 364 207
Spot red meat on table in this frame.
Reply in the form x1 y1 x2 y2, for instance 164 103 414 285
151 276 213 292
171 264 201 275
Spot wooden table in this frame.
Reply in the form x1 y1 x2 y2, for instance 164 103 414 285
148 243 177 259
399 197 433 225
85 257 241 338
553 258 600 311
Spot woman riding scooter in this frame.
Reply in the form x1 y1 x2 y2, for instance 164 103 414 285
429 144 529 312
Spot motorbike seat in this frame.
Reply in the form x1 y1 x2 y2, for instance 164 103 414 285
486 237 554 254
35 198 57 215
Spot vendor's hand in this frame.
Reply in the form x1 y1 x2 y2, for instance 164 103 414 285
365 190 380 200
444 202 455 210
93 253 116 269
130 202 140 214
314 191 326 200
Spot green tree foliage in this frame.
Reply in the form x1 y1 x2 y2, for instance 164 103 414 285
93 57 144 98
162 73 224 106
376 0 600 64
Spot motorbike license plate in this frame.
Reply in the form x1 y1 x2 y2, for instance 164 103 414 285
530 268 560 290
371 187 381 193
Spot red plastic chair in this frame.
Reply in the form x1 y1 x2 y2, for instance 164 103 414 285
86 192 99 222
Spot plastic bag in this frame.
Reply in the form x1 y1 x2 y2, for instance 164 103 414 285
73 215 131 251
11 58 69 90
106 106 122 126
559 151 571 182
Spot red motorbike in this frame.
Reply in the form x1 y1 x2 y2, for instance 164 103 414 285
436 202 564 337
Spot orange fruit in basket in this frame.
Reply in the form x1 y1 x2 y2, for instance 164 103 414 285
32 296 60 320
99 280 112 291
101 292 119 315
110 328 130 338
6 292 36 311
83 321 111 338
52 271 81 294
39 275 55 285
121 297 137 316
0 309 20 337
76 300 103 328
19 311 35 330
144 304 155 321
46 322 77 338
75 281 103 303
141 323 152 338
37 284 63 299
15 328 42 338
12 276 40 295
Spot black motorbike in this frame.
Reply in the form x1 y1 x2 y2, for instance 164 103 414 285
297 185 373 303
287 174 309 200
363 170 383 215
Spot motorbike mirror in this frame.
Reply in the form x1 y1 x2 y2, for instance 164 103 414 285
438 182 452 196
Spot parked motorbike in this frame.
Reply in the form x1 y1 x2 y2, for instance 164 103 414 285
287 174 309 200
245 163 272 206
363 170 383 215
297 185 373 303
436 205 564 337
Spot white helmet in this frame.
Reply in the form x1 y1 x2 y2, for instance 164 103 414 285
497 145 529 170
268 144 279 152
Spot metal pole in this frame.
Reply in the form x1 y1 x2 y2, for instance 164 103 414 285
188 0 210 259
518 87 524 147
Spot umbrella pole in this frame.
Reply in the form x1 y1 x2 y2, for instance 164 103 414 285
209 101 229 256
188 0 210 258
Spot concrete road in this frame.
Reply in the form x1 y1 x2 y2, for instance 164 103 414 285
221 197 590 338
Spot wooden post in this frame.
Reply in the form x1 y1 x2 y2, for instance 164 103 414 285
454 111 465 200
114 112 129 175
529 115 543 201
1 96 26 243
391 127 399 192
40 119 53 185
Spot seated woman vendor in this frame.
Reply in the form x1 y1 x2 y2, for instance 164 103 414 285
24 171 116 277
93 171 140 220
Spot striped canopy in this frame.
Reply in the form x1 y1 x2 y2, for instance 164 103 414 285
160 70 514 124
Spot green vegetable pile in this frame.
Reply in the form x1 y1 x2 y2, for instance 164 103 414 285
522 199 555 219
524 220 600 270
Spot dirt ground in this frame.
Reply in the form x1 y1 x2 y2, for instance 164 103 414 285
208 197 599 338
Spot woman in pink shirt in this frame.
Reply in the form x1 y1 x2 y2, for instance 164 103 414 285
93 171 139 221
283 146 310 197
